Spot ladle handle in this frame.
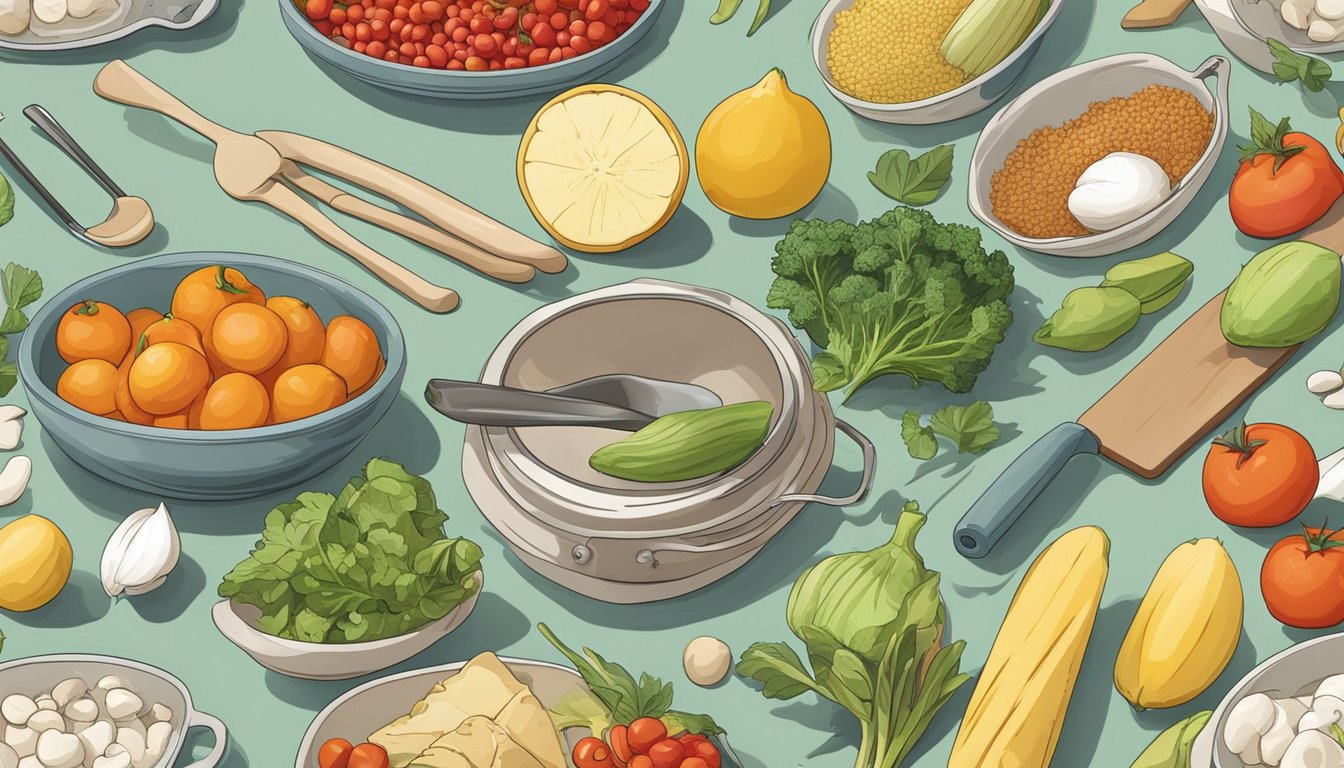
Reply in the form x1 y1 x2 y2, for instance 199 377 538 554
0 135 82 236
424 379 655 431
93 60 235 145
23 105 124 198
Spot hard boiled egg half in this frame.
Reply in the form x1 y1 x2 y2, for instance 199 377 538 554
1067 152 1173 233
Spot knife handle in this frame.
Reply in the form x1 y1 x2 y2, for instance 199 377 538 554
954 422 1099 559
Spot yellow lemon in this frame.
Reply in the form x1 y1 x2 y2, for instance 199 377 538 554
0 515 73 612
518 84 689 253
695 68 832 219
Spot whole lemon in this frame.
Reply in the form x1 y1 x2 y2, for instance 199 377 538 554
695 68 832 219
0 515 73 612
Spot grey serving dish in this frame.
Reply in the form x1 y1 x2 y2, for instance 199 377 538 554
809 0 1066 124
294 656 745 768
0 654 226 768
0 0 217 51
18 251 406 501
277 0 664 100
967 53 1230 257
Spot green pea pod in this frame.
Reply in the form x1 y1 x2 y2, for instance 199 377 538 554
1034 286 1141 352
747 0 770 35
1130 710 1211 768
1100 252 1193 314
710 0 744 24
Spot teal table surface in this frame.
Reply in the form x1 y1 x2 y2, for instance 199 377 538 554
1 1 1341 766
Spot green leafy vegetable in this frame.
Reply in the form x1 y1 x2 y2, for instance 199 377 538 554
0 263 41 397
0 173 12 229
766 207 1014 402
900 411 938 460
709 0 768 35
218 458 483 644
867 145 954 206
1268 38 1332 92
737 502 969 768
539 623 723 737
930 401 1000 453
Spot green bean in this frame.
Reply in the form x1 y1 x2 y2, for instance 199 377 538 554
710 0 743 24
747 0 769 35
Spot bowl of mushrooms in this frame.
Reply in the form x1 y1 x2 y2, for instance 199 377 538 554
0 654 226 768
1228 0 1344 54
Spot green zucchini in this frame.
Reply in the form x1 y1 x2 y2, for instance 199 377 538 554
589 401 773 482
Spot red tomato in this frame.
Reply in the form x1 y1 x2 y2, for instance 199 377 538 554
1230 112 1344 238
681 760 711 768
318 738 353 768
1262 524 1344 628
646 739 685 768
573 737 615 768
1203 422 1317 528
686 740 720 768
628 758 653 768
348 743 389 768
627 718 668 754
609 724 633 766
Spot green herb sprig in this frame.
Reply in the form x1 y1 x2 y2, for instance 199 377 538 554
867 145 955 206
0 173 12 229
901 401 1000 460
1268 38 1332 92
0 263 42 397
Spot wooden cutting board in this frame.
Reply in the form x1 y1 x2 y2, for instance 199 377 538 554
1077 199 1344 479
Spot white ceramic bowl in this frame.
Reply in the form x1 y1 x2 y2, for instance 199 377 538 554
212 572 482 681
809 0 1067 124
0 654 227 768
1191 631 1344 766
967 53 1230 257
293 656 746 768
1227 0 1344 55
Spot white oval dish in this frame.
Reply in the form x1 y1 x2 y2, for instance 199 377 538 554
0 0 217 51
967 53 1230 258
809 0 1067 124
212 572 483 681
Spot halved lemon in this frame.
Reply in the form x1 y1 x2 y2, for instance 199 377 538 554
517 84 689 254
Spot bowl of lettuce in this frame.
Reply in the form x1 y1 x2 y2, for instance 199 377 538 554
212 459 485 681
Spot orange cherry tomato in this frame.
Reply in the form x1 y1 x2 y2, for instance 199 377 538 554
628 757 653 768
609 724 633 765
686 740 720 768
573 737 615 768
317 738 353 768
646 739 685 768
348 743 389 768
681 760 711 768
627 718 667 754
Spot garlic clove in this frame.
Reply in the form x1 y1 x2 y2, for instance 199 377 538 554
4 725 35 758
143 722 170 764
35 730 83 768
25 709 64 733
0 742 17 768
102 690 140 723
1325 390 1344 410
0 406 25 451
77 721 114 763
0 456 32 507
1309 370 1344 395
112 726 144 765
100 503 180 599
1 696 36 727
51 679 87 710
33 697 55 713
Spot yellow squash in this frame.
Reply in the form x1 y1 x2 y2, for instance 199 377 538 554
949 526 1109 768
1114 538 1243 710
0 515 73 612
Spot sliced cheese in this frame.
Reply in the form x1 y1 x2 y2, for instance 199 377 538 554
407 717 548 768
492 689 567 768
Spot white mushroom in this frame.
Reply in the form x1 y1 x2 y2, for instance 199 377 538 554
51 680 86 711
28 0 61 23
1 697 36 728
17 757 40 768
683 636 732 687
111 727 143 766
4 726 36 759
89 751 128 768
0 0 30 35
24 710 64 734
1302 695 1344 733
63 0 99 16
1281 728 1344 768
139 705 170 728
100 692 139 724
1315 675 1344 702
61 700 95 726
1308 16 1344 42
0 743 16 768
77 721 114 766
142 723 170 764
1226 692 1278 760
1265 698 1311 766
33 699 54 714
35 731 83 768
1318 0 1344 20
1285 0 1316 28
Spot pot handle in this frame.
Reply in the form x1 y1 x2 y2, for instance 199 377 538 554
179 710 228 768
768 419 874 508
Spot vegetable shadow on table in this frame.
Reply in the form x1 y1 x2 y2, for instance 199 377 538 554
0 0 244 65
303 0 681 135
494 465 865 629
728 183 857 240
3 568 109 628
589 205 712 270
44 392 441 537
259 590 530 711
128 552 205 624
848 0 1094 145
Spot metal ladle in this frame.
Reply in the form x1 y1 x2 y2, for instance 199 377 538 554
0 105 154 248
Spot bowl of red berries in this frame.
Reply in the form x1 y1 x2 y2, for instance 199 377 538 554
279 0 663 99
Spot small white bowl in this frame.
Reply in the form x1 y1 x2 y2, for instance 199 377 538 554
967 53 1230 258
1227 0 1344 55
212 572 482 681
809 0 1067 124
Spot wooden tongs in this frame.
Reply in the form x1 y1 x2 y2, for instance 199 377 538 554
92 60 567 314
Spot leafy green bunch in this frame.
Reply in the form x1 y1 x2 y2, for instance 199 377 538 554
0 263 42 396
219 459 483 644
766 207 1014 402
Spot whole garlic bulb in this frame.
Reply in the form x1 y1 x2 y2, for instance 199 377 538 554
100 503 180 598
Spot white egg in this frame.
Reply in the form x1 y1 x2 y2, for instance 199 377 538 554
29 0 63 24
1067 152 1173 232
0 0 30 35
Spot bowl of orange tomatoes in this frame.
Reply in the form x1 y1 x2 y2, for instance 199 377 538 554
18 251 406 500
278 0 664 99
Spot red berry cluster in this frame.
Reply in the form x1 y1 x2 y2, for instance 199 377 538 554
301 0 648 71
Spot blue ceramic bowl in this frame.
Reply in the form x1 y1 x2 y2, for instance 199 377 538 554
278 0 664 100
18 252 407 501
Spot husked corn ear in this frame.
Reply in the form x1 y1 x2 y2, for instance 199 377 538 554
1114 538 1243 710
948 526 1109 768
940 0 1045 79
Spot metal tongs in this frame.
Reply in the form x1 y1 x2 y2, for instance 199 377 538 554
92 60 568 314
